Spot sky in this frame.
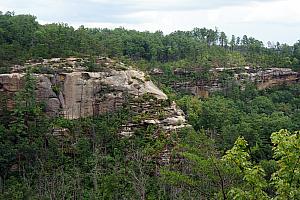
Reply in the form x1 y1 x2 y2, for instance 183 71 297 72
1 0 300 45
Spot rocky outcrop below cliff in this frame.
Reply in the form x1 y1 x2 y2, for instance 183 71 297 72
119 100 190 137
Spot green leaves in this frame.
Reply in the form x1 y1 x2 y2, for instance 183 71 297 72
223 137 250 170
222 137 269 199
1 12 299 69
222 130 300 200
271 129 300 199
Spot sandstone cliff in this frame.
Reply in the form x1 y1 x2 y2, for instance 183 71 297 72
0 57 189 137
151 66 299 97
0 58 166 117
0 57 192 166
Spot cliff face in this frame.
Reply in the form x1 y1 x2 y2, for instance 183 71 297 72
0 57 189 137
151 66 299 97
0 57 191 165
0 58 168 118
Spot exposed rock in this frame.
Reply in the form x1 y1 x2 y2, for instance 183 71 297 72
162 116 186 125
150 68 164 75
0 57 191 166
52 128 70 137
100 69 167 100
119 100 190 139
0 58 176 122
46 98 61 116
163 124 192 131
144 119 160 124
119 131 135 137
173 68 191 75
0 73 23 92
36 75 57 99
152 66 299 97
58 91 65 108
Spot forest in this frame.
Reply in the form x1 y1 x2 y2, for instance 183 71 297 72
0 12 299 199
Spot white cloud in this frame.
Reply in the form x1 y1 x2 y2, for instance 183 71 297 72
1 0 299 44
242 0 300 23
114 0 300 44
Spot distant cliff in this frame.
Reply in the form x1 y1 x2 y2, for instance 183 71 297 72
150 66 299 97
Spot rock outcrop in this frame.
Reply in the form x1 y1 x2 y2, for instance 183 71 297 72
151 66 299 97
0 57 189 134
0 57 191 165
0 57 168 119
119 100 191 137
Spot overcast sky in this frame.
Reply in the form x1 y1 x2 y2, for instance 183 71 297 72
1 0 300 45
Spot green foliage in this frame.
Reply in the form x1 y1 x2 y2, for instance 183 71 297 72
1 12 299 70
177 84 299 161
0 71 50 199
51 84 60 95
271 129 300 199
221 130 300 200
160 129 231 199
223 137 269 200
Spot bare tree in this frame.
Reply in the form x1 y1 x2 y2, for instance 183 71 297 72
128 148 149 200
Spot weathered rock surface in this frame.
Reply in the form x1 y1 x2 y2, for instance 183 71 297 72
119 100 191 137
0 58 169 119
0 57 188 131
152 66 299 97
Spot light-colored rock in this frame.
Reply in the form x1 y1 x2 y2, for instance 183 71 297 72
142 81 167 100
150 68 163 75
100 69 167 100
0 59 168 119
50 58 61 63
119 131 134 137
0 57 192 167
162 116 186 125
162 124 192 131
0 73 24 92
162 66 299 98
144 119 161 124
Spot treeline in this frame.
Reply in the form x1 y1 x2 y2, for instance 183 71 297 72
1 11 300 71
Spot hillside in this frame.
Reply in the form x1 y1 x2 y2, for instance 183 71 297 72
0 12 299 200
